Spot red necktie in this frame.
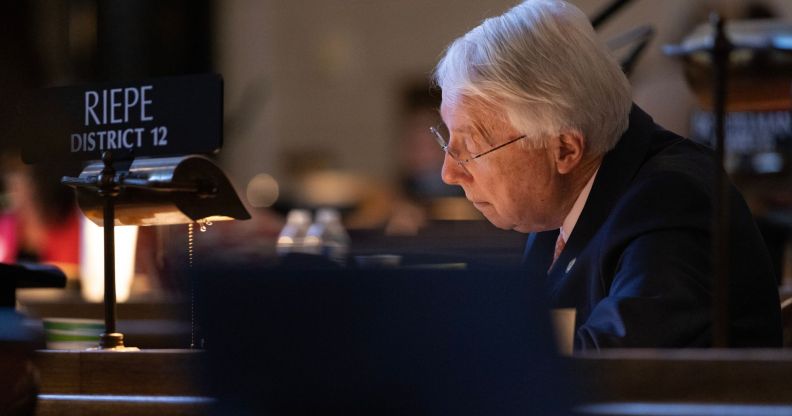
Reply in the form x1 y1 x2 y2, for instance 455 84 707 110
549 233 566 272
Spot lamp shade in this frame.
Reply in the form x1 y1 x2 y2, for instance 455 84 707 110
72 155 250 226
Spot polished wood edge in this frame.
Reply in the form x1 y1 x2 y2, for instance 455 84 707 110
571 348 792 361
35 348 205 355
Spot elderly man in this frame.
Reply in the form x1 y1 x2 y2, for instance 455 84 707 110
432 0 781 349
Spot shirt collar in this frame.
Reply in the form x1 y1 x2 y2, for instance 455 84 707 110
559 168 598 243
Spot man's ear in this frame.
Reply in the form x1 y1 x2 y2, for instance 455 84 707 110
555 131 585 174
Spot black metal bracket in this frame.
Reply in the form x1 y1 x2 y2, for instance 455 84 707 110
710 14 733 348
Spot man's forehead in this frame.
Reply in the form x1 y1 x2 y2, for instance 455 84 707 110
440 96 510 130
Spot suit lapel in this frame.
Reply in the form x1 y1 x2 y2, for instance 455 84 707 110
523 229 558 277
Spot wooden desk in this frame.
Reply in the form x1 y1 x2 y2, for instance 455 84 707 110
571 349 792 404
33 348 792 415
34 349 210 416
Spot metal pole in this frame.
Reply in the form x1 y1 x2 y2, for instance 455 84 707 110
711 14 732 348
98 152 124 349
103 193 117 330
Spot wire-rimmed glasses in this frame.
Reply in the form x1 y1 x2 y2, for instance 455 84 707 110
429 124 527 167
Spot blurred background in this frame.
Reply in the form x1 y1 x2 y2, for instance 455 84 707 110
1 0 792 347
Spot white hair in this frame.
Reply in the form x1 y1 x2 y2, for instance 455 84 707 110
433 0 632 156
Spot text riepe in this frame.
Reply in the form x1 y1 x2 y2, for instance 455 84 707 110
70 85 169 152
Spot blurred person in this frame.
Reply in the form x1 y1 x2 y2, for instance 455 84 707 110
385 84 473 235
398 84 463 202
433 0 781 348
0 158 80 277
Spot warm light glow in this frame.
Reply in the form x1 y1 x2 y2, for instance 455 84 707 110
246 173 280 208
79 217 139 303
297 170 365 207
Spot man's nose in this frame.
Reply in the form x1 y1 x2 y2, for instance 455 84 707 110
441 153 469 185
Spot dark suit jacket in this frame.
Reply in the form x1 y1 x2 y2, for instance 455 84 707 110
523 105 782 349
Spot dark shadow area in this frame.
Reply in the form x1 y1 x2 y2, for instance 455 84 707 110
196 263 576 415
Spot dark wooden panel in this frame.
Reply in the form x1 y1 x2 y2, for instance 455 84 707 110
36 347 792 410
34 351 81 394
35 350 206 396
571 349 792 404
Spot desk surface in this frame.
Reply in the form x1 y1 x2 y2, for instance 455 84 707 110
572 349 792 405
35 348 792 400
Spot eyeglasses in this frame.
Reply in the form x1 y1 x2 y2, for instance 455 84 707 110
429 124 527 167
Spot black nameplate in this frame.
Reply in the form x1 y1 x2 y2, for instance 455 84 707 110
18 73 223 163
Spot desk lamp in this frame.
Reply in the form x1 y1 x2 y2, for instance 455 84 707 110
62 152 250 350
